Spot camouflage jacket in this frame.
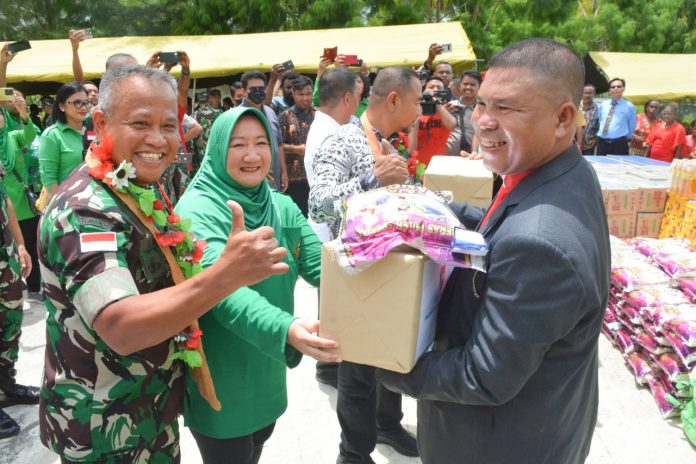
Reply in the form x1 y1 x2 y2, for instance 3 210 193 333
193 104 223 150
38 164 185 461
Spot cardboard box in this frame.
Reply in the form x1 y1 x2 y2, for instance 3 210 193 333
423 156 493 208
607 213 637 238
659 193 688 239
635 212 664 238
319 242 445 373
602 183 638 214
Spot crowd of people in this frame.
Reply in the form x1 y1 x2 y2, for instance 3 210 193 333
0 29 691 464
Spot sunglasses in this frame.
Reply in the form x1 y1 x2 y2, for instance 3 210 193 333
65 99 93 109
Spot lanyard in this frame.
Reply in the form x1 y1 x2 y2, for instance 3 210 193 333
360 112 384 157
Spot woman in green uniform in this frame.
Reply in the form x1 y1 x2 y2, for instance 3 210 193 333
176 107 339 464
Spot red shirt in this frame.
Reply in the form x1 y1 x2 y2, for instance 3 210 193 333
415 113 451 167
648 122 687 163
480 169 536 228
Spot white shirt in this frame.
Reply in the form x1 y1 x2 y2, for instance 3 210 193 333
304 111 344 242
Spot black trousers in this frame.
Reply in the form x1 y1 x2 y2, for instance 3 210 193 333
596 136 629 156
337 361 403 462
192 422 276 464
18 216 40 293
286 180 310 218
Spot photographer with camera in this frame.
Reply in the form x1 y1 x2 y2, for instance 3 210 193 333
409 76 456 168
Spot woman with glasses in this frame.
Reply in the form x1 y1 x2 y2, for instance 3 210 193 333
39 82 91 203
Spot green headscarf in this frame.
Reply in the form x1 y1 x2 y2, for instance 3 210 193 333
175 107 280 268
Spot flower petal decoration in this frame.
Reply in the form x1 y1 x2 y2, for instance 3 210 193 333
107 160 137 190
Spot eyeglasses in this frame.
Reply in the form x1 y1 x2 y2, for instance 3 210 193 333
65 99 92 109
609 85 623 89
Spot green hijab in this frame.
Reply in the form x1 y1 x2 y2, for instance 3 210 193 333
175 107 280 268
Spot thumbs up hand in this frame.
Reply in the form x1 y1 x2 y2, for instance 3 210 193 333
373 139 408 186
220 200 288 288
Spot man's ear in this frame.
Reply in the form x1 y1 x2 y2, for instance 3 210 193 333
387 91 399 111
93 109 107 138
555 101 577 141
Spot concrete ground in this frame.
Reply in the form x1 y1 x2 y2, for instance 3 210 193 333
2 279 695 463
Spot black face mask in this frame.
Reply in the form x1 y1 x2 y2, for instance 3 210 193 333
247 89 266 105
234 98 244 106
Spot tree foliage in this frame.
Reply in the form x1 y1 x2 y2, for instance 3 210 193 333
0 0 694 62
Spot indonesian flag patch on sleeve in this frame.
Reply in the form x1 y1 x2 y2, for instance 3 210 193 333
79 232 118 253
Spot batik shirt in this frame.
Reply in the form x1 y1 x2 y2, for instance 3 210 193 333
580 101 600 151
38 164 185 461
308 121 397 239
193 103 224 153
279 106 315 183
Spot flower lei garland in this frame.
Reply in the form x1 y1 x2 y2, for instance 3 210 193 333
86 136 207 368
392 132 425 184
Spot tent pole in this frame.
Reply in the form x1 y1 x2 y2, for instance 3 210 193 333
191 78 197 115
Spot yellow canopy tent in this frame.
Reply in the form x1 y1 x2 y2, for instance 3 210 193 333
5 22 476 95
587 51 696 105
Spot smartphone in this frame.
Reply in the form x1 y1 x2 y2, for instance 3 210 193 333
322 47 338 63
83 28 93 39
281 60 294 71
441 43 452 53
343 55 361 66
8 40 31 54
0 88 14 102
159 52 181 63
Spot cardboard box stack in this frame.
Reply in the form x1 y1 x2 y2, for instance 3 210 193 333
604 236 695 431
587 156 671 239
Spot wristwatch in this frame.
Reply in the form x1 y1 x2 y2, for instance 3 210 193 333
181 68 190 76
359 171 381 191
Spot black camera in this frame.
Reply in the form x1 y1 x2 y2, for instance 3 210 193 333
434 90 449 102
420 93 436 116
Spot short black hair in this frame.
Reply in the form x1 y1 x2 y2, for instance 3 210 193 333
370 67 419 98
461 70 482 85
241 71 267 88
318 68 358 107
222 96 233 106
583 83 596 92
690 119 696 129
425 76 446 87
281 71 301 88
53 82 88 124
291 76 313 92
489 38 584 103
209 89 221 97
609 78 626 88
644 99 660 112
231 81 243 90
434 62 453 72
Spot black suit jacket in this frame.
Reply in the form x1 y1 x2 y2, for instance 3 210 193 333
380 145 610 464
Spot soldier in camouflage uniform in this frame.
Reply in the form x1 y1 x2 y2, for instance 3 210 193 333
193 89 223 168
37 64 288 462
0 101 38 439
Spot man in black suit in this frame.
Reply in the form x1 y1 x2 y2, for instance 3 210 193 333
379 38 610 464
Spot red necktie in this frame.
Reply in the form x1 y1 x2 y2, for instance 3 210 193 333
479 169 535 228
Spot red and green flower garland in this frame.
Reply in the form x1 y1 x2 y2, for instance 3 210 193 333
86 136 207 368
392 132 426 184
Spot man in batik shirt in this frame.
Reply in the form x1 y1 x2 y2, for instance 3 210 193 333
279 76 315 216
38 65 287 463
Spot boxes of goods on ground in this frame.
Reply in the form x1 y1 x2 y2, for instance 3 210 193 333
319 242 445 373
605 236 696 447
587 156 672 239
423 156 493 208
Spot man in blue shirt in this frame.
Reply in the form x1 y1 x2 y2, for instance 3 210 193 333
596 77 636 155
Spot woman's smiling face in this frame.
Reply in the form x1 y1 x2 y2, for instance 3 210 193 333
226 115 272 187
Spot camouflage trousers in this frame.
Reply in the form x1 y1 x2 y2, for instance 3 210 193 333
59 422 180 464
0 245 23 372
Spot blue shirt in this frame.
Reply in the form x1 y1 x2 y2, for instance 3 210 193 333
597 98 636 139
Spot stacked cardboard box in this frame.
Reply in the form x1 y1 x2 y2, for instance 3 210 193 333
660 194 696 243
587 156 671 238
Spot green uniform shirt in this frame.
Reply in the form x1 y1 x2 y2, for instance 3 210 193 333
182 192 322 438
39 120 83 188
38 165 185 461
5 122 38 221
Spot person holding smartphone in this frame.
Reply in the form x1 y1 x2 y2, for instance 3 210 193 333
409 76 457 169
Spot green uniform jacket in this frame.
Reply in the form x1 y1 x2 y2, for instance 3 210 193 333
183 192 322 438
39 121 83 187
